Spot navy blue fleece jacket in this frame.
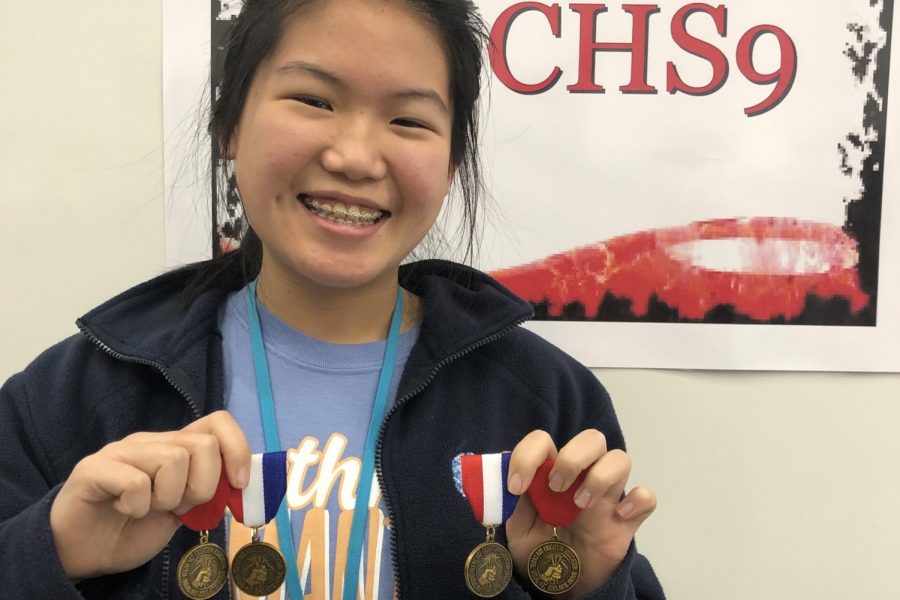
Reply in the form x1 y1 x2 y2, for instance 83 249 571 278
0 259 664 599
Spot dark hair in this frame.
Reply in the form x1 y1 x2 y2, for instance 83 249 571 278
184 0 489 299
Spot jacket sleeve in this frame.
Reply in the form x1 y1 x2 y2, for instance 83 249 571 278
570 542 665 600
0 372 85 599
553 364 666 600
499 335 666 600
559 360 665 600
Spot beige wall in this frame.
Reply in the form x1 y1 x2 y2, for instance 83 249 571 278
0 1 165 370
2 2 899 598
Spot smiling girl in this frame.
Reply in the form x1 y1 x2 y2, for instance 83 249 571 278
0 0 663 598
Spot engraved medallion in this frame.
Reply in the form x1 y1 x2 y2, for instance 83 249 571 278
465 541 513 597
231 539 286 596
527 539 581 595
176 542 229 600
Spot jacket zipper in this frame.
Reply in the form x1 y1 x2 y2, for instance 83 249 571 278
77 324 203 420
78 323 205 600
375 314 531 600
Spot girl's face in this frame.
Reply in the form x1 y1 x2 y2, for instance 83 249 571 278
230 0 453 292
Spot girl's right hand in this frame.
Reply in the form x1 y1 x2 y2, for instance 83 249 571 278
49 411 251 580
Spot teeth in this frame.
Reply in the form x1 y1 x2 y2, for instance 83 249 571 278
301 196 384 226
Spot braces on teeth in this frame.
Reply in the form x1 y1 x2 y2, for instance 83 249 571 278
303 197 383 226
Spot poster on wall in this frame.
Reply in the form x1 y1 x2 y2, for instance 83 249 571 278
163 0 900 371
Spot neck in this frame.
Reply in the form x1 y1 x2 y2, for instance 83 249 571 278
254 264 421 344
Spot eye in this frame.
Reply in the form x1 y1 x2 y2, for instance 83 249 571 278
391 118 428 129
293 96 333 111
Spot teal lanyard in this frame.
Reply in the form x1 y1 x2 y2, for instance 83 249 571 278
246 281 404 600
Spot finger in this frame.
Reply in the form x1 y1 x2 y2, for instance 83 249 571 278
184 411 251 489
84 460 153 519
177 432 224 506
105 441 191 512
550 429 608 493
573 449 630 509
615 485 657 525
151 454 191 512
505 492 543 543
115 432 223 506
507 430 558 495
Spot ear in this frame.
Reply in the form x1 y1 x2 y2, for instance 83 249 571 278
220 130 238 160
446 162 457 187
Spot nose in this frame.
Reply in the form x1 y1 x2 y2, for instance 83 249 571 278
320 116 388 181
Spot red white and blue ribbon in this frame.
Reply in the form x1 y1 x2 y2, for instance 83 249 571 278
176 451 288 532
229 451 288 528
453 452 519 526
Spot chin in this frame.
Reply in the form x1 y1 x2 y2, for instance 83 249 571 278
297 263 396 291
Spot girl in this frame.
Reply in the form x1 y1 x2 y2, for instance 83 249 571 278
0 0 663 598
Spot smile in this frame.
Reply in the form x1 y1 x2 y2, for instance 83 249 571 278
299 195 387 227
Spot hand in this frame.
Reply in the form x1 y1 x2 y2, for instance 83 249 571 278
49 411 251 580
505 430 656 597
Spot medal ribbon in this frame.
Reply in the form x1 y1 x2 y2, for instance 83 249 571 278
247 280 404 600
229 451 288 528
177 452 288 530
526 460 586 527
176 463 231 531
453 452 519 527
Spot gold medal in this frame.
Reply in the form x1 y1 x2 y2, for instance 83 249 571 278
527 527 581 595
176 530 229 600
464 526 513 598
231 528 287 596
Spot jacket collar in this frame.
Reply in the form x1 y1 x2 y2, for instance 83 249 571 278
76 258 534 411
396 260 534 400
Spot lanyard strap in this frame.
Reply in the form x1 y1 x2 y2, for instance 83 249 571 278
247 281 404 600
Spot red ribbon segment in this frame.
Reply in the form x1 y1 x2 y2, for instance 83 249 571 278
526 460 587 527
177 464 231 531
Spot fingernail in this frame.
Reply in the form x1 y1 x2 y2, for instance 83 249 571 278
617 501 634 518
574 489 592 509
237 466 249 488
550 473 565 492
508 473 522 495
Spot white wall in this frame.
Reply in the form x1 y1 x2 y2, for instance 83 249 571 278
2 2 899 598
0 1 165 371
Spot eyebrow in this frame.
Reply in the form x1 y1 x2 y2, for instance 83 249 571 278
394 89 450 115
276 61 342 85
274 61 450 114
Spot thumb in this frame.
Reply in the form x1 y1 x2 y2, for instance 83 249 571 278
505 492 537 540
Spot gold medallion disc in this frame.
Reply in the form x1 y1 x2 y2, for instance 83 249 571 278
231 540 286 596
526 539 581 595
176 542 229 600
464 541 513 597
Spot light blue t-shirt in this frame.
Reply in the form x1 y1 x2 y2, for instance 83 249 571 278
219 286 418 599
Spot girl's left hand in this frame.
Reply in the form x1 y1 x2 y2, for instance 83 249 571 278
505 429 657 597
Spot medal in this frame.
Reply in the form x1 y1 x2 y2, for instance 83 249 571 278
525 460 586 595
454 452 519 597
228 451 289 596
175 464 231 599
173 450 291 597
464 526 514 598
176 530 229 600
526 529 580 595
231 529 287 596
